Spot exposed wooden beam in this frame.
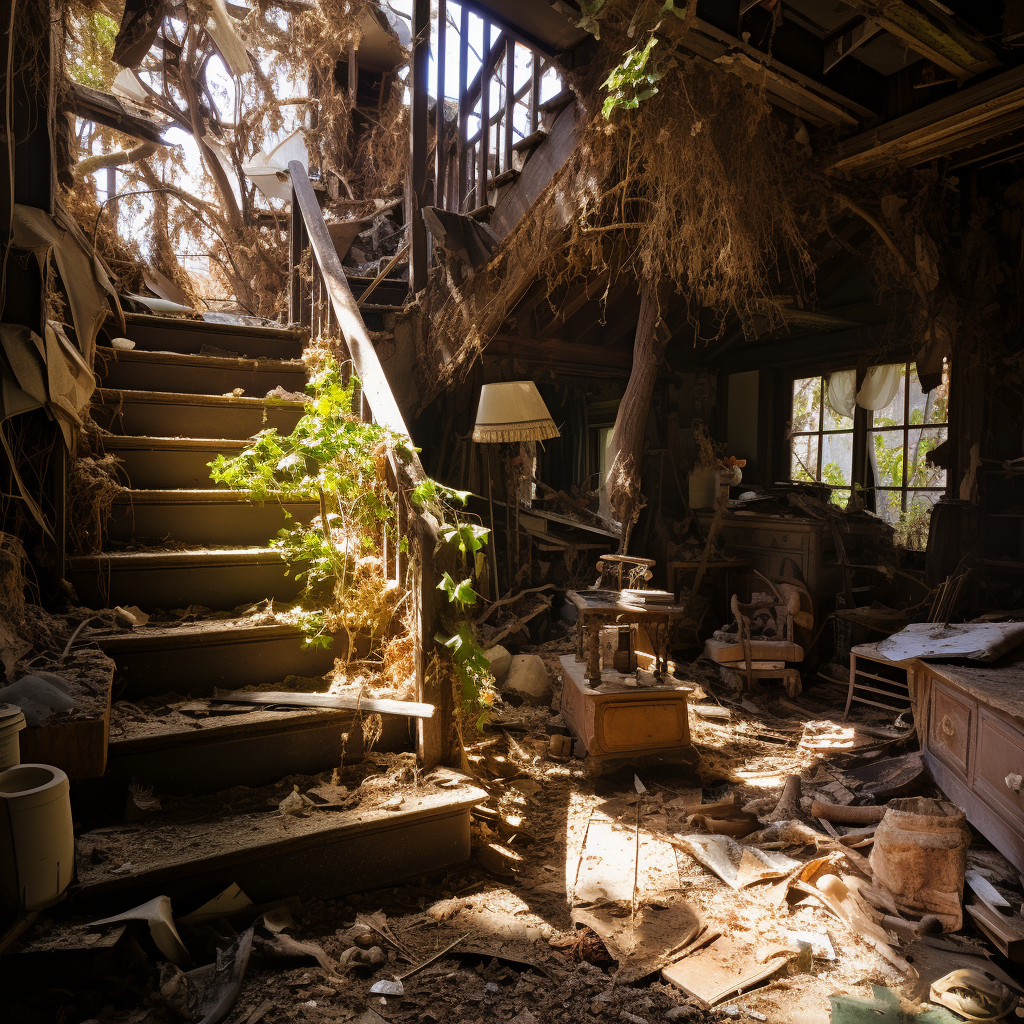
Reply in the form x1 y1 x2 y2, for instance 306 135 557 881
830 64 1024 174
666 18 875 127
839 0 998 79
457 3 469 210
71 81 170 145
823 18 882 74
487 335 632 373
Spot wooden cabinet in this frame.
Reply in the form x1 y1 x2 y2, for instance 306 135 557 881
918 657 1024 875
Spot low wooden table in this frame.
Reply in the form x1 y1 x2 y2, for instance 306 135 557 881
567 589 691 676
559 655 697 772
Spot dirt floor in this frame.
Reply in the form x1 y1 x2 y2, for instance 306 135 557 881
3 628 1023 1024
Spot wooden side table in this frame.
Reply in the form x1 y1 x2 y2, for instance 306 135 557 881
567 589 691 677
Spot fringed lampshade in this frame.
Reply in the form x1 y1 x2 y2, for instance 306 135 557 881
472 382 560 443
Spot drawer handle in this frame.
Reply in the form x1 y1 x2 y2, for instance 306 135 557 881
941 715 955 737
1007 773 1023 794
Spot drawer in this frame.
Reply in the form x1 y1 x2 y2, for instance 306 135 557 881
928 680 973 775
973 709 1024 822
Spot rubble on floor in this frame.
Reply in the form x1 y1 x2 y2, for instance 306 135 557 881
4 632 1024 1023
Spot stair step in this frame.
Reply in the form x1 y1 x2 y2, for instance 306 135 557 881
68 547 301 611
512 128 547 153
106 696 411 794
344 274 408 305
119 312 304 360
96 347 308 398
97 619 337 697
103 436 247 490
107 489 317 545
92 388 305 440
72 785 485 910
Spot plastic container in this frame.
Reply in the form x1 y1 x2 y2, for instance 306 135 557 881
869 797 971 931
0 704 26 771
0 763 75 910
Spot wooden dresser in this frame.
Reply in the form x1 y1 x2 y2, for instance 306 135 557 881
915 652 1024 875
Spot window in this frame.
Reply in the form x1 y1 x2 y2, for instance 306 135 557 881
869 362 948 540
790 375 854 506
788 361 950 547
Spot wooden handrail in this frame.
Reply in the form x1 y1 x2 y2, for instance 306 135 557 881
287 160 455 771
288 160 426 486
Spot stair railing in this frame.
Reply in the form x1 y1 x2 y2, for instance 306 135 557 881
287 159 455 769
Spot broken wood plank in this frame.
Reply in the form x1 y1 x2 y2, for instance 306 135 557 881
965 900 1024 962
839 0 998 79
208 690 434 718
823 18 882 73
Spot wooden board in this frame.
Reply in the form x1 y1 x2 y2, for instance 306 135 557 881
966 900 1024 962
661 934 796 1007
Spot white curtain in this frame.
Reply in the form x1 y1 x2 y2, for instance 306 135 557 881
827 364 903 419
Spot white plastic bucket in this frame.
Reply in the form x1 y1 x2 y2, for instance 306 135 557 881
0 703 26 771
0 763 75 910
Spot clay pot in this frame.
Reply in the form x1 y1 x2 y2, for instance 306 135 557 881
869 797 971 931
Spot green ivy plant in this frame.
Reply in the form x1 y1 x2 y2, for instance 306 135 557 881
210 353 497 726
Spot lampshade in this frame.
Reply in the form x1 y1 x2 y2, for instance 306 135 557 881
472 382 560 443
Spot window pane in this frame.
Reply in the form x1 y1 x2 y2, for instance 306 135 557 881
908 360 950 425
792 377 821 433
908 425 947 488
897 492 943 551
872 365 907 428
875 488 902 525
871 428 905 489
791 434 819 482
821 431 853 488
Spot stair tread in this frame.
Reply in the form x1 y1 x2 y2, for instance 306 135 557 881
98 346 306 372
97 616 306 647
110 700 354 753
94 387 307 408
122 312 301 342
111 488 316 504
70 546 286 567
74 785 485 900
102 435 249 450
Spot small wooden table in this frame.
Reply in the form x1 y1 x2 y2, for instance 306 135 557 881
567 589 691 676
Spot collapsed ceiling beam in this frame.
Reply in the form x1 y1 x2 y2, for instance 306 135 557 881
71 81 171 145
823 18 882 73
838 0 998 79
829 63 1024 173
665 17 875 127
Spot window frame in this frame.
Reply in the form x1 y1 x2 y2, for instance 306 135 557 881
782 360 950 522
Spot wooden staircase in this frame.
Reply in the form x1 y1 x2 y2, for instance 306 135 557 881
74 312 408 797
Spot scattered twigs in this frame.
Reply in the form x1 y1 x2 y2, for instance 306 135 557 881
474 584 555 625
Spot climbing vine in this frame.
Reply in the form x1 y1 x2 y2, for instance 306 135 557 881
210 350 496 725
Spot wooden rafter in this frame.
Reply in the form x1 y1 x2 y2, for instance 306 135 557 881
830 64 1024 174
839 0 998 79
823 18 882 73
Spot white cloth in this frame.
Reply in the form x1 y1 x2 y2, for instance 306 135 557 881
827 364 903 419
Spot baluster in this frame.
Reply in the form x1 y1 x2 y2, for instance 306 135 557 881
503 39 514 174
457 4 469 211
478 18 490 207
435 0 447 211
